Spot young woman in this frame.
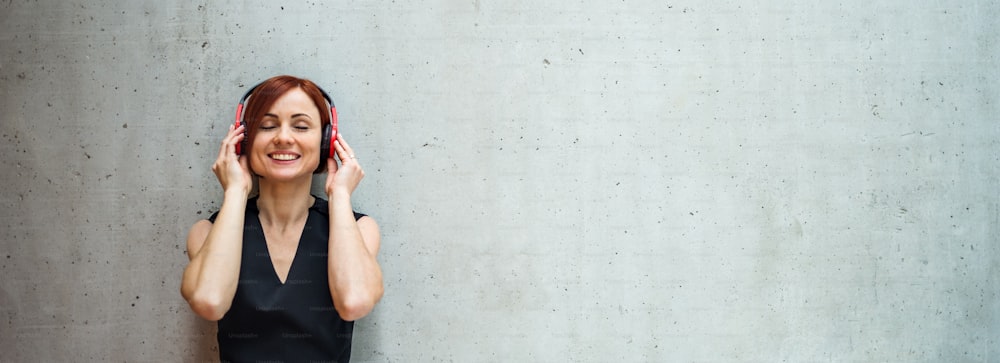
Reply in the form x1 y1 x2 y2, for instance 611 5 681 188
181 75 383 362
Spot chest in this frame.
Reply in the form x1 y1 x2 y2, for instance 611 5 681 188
262 225 306 283
244 211 330 287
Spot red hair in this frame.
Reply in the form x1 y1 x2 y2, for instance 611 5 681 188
242 75 331 173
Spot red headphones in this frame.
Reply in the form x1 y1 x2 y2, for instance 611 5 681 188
233 81 338 168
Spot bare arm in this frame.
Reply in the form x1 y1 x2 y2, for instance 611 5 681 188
180 193 247 321
328 193 383 321
325 134 384 321
180 124 252 321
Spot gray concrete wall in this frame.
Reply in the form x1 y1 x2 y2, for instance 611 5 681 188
2 1 997 361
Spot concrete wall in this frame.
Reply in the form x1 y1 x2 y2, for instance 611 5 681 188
2 1 997 361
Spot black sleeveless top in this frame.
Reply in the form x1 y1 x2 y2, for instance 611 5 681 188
208 196 366 363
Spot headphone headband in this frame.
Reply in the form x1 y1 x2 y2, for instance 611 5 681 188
237 82 336 109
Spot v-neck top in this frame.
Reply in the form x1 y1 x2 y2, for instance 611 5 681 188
209 196 366 363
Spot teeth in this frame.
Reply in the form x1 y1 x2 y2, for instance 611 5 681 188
271 154 297 161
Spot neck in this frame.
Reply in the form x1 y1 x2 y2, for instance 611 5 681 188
255 177 314 227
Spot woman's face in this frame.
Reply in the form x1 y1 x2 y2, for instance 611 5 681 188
249 87 323 181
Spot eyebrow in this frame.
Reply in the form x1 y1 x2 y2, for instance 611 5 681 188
263 113 313 119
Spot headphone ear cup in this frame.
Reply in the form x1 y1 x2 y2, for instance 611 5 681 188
320 123 333 164
234 104 246 155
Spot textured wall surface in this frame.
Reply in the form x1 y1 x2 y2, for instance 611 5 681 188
1 1 998 362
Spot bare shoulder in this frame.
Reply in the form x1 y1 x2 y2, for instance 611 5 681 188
357 214 378 227
185 219 214 260
356 215 381 255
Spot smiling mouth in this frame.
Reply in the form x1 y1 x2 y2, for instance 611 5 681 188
270 153 299 161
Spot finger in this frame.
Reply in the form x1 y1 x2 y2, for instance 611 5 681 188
333 139 349 163
327 155 339 174
334 135 357 163
230 126 245 156
218 124 238 160
336 133 355 155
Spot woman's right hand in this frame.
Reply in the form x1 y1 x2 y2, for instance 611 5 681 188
211 123 252 197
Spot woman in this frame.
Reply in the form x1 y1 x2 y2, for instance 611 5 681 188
181 75 383 362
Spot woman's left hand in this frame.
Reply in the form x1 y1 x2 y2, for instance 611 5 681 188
326 133 365 198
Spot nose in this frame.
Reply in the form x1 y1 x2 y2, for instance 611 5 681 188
273 125 294 145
